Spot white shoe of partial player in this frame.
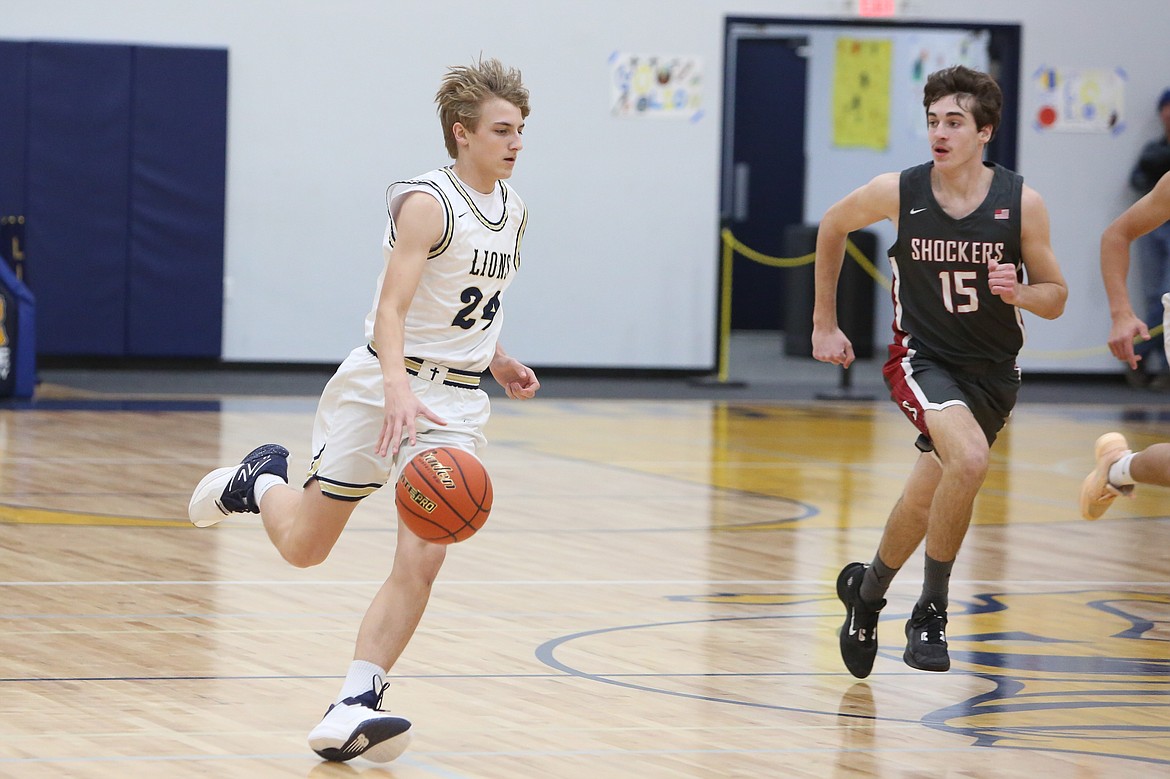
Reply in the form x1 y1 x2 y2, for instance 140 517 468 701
1078 432 1133 520
307 681 412 763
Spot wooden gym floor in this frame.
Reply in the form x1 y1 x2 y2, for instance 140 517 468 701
1 339 1168 778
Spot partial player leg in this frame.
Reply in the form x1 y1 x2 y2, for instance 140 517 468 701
1128 442 1170 487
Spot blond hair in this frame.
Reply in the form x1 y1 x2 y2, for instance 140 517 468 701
435 57 530 159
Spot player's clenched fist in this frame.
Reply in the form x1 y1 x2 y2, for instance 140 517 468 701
987 258 1018 303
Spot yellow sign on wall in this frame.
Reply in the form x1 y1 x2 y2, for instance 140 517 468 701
832 37 892 150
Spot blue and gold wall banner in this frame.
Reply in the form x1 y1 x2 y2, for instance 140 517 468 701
832 37 893 150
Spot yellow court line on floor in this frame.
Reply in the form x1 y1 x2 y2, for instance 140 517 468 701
0 504 190 528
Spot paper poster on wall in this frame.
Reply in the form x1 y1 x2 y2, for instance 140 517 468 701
904 31 990 137
832 37 892 150
610 53 703 120
1033 66 1126 134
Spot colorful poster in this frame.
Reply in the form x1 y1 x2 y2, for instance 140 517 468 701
610 53 703 120
832 37 893 150
1033 66 1126 134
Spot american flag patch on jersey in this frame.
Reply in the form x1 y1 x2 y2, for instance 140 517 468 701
994 208 1010 220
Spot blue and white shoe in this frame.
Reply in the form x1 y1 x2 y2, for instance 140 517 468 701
187 444 289 527
308 678 412 763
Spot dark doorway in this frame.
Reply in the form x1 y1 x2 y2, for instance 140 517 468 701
724 36 808 330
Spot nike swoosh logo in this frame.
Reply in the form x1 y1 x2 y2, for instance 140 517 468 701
909 207 927 214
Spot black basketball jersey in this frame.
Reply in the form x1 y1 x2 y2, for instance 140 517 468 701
887 162 1025 366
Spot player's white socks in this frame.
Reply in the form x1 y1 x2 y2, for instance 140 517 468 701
338 660 389 704
1108 452 1136 488
253 473 284 507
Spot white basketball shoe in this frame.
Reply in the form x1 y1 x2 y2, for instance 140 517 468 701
307 677 412 763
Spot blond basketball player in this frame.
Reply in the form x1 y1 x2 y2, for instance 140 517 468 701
187 58 539 763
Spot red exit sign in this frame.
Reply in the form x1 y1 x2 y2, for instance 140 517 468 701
858 0 897 16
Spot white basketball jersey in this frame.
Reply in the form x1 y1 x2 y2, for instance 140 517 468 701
365 167 527 373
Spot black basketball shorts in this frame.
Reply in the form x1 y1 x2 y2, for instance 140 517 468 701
882 345 1021 451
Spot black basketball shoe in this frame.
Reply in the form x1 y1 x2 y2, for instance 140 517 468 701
903 601 950 672
836 562 885 679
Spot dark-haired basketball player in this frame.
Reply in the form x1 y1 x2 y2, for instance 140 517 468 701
187 58 539 762
811 65 1067 678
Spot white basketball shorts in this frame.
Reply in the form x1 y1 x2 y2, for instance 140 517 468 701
306 345 489 501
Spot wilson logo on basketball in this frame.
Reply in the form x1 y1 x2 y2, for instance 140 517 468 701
422 451 458 489
399 475 438 513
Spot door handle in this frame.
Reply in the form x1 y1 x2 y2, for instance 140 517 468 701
733 162 749 222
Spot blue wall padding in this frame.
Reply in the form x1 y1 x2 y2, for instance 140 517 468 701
0 41 28 221
2 39 227 358
128 45 227 357
26 41 132 356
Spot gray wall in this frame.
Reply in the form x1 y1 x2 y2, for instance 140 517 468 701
5 0 1169 372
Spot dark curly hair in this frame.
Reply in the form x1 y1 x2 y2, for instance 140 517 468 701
923 65 1002 139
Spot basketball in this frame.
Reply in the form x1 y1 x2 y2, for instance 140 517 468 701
395 447 493 544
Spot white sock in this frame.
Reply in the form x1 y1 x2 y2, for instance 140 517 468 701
1108 452 1136 487
253 473 285 507
338 660 388 704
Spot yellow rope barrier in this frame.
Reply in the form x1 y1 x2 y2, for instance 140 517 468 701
715 227 1162 370
1017 327 1163 360
719 228 890 288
